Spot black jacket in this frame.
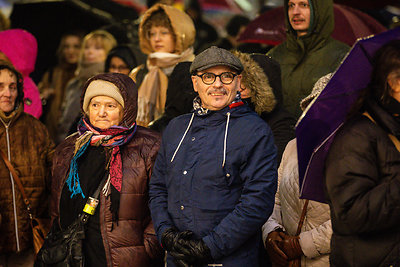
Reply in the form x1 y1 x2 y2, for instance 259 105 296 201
325 98 400 267
149 62 196 133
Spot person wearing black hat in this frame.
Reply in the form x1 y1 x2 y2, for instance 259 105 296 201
149 46 278 267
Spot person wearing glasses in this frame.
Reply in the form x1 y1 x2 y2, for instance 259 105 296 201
149 46 278 267
105 45 138 75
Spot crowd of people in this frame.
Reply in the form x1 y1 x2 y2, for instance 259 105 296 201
0 0 399 266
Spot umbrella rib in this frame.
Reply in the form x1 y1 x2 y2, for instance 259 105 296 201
299 122 344 197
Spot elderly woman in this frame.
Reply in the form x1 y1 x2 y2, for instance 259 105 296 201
325 40 400 266
130 3 196 126
49 73 163 266
0 61 54 266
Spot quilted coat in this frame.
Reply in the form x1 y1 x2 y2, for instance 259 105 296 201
149 103 278 266
49 73 163 267
262 139 331 266
0 103 54 253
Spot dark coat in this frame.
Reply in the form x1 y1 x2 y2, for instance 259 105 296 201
268 0 349 118
233 52 296 164
149 104 278 266
149 62 197 133
50 73 163 267
325 99 400 267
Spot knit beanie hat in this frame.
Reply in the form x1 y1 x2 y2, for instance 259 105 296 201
82 80 125 114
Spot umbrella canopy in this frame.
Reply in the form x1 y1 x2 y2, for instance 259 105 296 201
296 26 400 203
238 4 387 46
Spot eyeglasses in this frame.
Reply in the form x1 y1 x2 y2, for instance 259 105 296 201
195 72 238 85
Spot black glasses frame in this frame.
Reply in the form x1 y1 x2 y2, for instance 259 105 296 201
195 72 238 85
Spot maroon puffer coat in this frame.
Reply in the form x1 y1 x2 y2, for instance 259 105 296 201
49 73 163 266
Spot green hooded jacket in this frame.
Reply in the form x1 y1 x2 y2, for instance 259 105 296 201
267 0 349 118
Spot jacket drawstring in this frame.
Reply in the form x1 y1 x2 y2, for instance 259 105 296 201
171 113 195 162
222 112 231 168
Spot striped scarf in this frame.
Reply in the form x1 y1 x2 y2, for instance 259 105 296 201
66 118 137 198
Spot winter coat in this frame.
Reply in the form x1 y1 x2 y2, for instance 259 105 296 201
148 62 197 133
149 104 278 266
267 0 349 118
0 104 54 253
325 98 400 267
263 139 331 267
233 51 296 164
49 73 163 267
0 29 42 118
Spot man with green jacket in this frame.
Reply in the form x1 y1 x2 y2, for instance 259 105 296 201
268 0 349 118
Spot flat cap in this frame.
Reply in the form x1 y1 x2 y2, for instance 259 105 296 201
190 46 244 74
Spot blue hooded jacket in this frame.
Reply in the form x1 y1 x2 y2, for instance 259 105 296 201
149 102 277 266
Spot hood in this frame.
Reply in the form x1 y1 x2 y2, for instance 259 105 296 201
139 3 196 55
0 29 37 76
232 51 278 114
284 0 334 52
80 73 138 127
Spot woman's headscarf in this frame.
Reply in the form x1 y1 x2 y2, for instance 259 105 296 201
136 4 196 126
66 73 138 199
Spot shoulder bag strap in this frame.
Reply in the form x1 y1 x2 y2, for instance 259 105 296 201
0 149 34 222
295 199 309 236
363 112 400 153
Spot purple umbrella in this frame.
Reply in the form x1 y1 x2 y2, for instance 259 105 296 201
296 26 400 203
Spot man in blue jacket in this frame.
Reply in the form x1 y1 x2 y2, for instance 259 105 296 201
149 46 278 267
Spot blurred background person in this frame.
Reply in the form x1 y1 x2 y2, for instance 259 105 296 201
0 29 43 118
325 39 400 267
267 0 349 118
38 31 84 141
185 0 218 54
49 73 163 267
0 61 54 267
105 45 138 75
55 29 116 144
233 51 296 163
0 9 10 31
130 3 195 126
263 74 333 267
212 15 250 51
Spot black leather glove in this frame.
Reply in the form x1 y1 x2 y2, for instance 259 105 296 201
173 234 213 266
161 227 179 251
161 228 194 266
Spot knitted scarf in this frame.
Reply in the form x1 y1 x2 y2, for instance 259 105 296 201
66 117 137 198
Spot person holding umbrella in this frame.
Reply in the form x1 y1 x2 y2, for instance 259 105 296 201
262 74 333 267
325 40 400 266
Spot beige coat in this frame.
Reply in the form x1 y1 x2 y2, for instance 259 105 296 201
262 139 331 267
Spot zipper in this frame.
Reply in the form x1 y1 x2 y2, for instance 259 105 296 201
1 118 20 251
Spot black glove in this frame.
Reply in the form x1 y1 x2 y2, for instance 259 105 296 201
161 228 194 266
161 227 179 251
174 234 213 266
